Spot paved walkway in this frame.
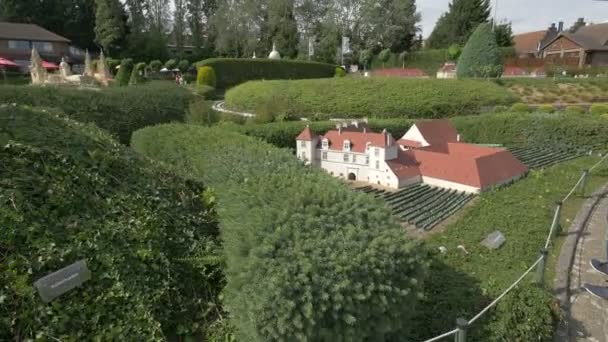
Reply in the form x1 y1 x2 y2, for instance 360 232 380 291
557 191 608 342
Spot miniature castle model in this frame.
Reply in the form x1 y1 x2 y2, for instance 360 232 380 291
296 119 528 193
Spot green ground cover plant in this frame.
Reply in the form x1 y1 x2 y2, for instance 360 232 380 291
196 58 335 89
0 82 193 144
0 106 222 340
224 78 518 120
501 78 608 104
131 124 429 341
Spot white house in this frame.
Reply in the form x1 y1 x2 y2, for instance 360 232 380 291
296 119 528 193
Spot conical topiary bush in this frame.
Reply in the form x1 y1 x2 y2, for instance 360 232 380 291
456 23 503 78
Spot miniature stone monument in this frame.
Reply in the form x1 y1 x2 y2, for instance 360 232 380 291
29 48 47 85
59 57 71 78
268 43 281 60
84 49 93 77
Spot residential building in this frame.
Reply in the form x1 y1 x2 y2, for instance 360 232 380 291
513 22 562 58
436 62 456 79
541 22 608 67
0 22 85 72
296 120 528 193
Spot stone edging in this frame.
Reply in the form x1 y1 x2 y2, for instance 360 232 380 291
553 183 608 339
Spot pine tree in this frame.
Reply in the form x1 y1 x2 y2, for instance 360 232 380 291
457 23 502 78
267 0 299 59
360 0 420 52
427 0 490 49
494 21 514 47
94 0 126 53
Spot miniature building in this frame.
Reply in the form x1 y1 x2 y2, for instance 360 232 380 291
296 119 528 193
436 62 457 79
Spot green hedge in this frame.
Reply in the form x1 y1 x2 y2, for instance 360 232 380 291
229 112 608 151
131 124 428 341
195 58 336 89
0 106 221 340
224 78 518 120
0 82 193 144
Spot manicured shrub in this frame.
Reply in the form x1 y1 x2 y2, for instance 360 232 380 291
334 66 346 77
379 48 392 67
185 98 220 126
446 44 462 61
197 84 216 99
0 82 193 144
164 59 177 70
149 60 162 72
538 104 556 113
493 105 508 112
106 57 121 75
129 62 147 85
565 105 586 114
224 78 518 120
487 286 559 341
178 59 190 73
116 58 134 86
197 66 217 88
131 125 429 341
510 102 530 113
457 23 503 78
195 58 335 89
0 107 221 340
590 103 608 116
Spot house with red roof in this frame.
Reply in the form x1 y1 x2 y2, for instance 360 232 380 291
296 119 528 193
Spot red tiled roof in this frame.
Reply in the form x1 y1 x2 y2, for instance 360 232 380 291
296 126 314 140
503 66 528 76
398 139 423 148
411 143 527 189
414 120 458 145
372 68 427 77
438 63 456 72
386 150 421 179
322 129 388 153
513 30 546 54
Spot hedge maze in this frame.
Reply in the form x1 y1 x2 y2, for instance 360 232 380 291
357 184 474 231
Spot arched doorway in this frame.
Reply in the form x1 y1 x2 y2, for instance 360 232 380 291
348 172 357 181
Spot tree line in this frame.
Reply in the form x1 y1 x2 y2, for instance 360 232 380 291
1 0 512 65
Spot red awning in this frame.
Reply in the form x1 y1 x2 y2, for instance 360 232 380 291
0 57 18 67
42 61 59 70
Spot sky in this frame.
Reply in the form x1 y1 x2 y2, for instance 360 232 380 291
418 0 608 37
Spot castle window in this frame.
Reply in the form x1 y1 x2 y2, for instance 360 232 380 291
365 156 369 164
343 140 350 151
300 141 306 148
302 151 307 160
322 152 327 160
322 139 328 149
343 153 349 162
352 154 356 163
374 148 379 157
375 160 379 169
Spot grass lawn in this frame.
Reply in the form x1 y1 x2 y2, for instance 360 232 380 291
411 156 608 341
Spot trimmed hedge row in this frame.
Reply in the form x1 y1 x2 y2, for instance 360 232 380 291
131 124 429 341
224 78 518 120
229 112 608 150
0 107 221 340
196 58 336 89
0 82 193 144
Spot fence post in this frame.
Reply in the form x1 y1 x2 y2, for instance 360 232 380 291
455 318 468 342
579 169 589 196
536 248 549 285
551 201 563 238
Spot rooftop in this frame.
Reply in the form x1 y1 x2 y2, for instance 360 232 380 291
0 22 71 43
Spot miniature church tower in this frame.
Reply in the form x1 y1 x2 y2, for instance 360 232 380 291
296 125 318 166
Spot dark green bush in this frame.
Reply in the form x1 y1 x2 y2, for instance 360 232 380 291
224 78 518 120
0 107 221 340
129 62 147 85
0 82 193 144
106 57 121 75
487 286 559 341
590 103 608 116
493 105 509 112
131 125 429 341
197 66 217 88
334 67 346 77
185 98 220 126
510 102 531 113
565 105 586 114
195 58 335 89
164 59 177 70
457 23 503 78
149 60 163 72
178 59 191 72
197 84 216 99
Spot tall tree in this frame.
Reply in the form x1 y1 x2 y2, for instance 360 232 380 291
186 0 216 57
94 0 126 54
173 0 187 56
493 21 514 47
266 0 300 58
360 0 420 52
427 0 490 49
457 23 502 78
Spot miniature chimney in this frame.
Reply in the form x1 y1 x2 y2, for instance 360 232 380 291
549 23 557 32
338 127 342 135
558 21 564 32
363 127 367 133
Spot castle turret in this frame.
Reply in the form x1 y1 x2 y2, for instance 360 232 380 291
296 125 318 165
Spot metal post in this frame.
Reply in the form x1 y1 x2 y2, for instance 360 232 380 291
455 318 468 342
551 201 563 238
579 169 589 196
536 248 549 285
